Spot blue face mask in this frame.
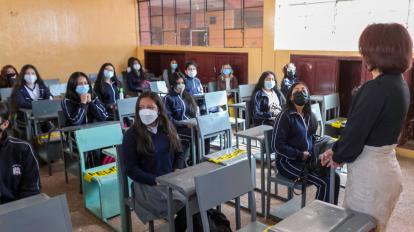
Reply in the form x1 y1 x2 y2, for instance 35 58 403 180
222 69 232 75
264 80 275 90
171 63 178 70
75 85 90 95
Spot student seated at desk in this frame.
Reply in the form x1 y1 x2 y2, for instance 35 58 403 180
281 63 298 97
252 71 285 126
0 102 40 204
122 92 187 231
61 71 108 125
216 64 238 117
93 63 121 119
272 82 339 204
126 57 150 94
162 59 184 90
0 64 18 88
184 61 203 96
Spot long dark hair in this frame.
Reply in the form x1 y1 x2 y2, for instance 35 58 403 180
65 71 95 102
134 92 182 158
252 71 279 98
94 63 120 98
284 81 317 134
169 72 198 117
0 65 18 87
127 57 146 80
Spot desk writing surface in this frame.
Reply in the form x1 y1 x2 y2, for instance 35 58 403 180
61 121 120 132
0 193 49 215
176 118 197 127
235 125 273 140
157 161 221 197
228 102 246 109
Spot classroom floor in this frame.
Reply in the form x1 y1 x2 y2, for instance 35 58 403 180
40 155 414 232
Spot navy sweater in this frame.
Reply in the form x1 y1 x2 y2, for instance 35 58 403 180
184 75 203 95
126 71 149 92
14 83 52 109
272 109 315 161
253 89 286 125
122 127 186 185
61 97 108 126
95 82 119 107
0 134 40 204
163 91 196 127
332 73 410 163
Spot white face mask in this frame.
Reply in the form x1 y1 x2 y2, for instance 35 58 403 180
133 64 141 71
103 70 114 79
187 70 197 78
139 109 158 125
264 80 275 90
24 74 37 85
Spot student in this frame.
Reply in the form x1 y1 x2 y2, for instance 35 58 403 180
216 64 238 117
320 23 412 231
281 63 298 96
61 71 108 126
12 64 52 110
162 60 183 90
0 102 40 204
93 63 121 119
252 71 286 126
272 82 340 204
122 92 187 231
184 61 203 96
126 57 150 93
0 65 18 88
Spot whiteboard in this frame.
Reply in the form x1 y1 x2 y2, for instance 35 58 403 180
275 0 414 51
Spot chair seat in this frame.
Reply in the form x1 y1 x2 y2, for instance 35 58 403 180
230 117 245 125
237 221 269 232
83 163 117 183
325 117 346 126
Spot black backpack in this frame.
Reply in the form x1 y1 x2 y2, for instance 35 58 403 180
193 209 232 232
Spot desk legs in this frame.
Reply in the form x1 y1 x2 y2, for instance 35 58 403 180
167 188 175 232
190 127 197 165
185 200 193 232
260 143 266 217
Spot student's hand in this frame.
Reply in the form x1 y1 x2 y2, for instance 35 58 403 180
80 94 88 104
127 67 131 73
86 94 92 103
302 151 310 160
320 149 333 166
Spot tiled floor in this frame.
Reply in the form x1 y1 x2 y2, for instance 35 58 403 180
40 155 414 231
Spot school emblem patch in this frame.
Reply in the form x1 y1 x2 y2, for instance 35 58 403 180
12 165 21 176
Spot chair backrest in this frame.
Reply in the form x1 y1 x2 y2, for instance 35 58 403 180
207 81 217 92
149 81 168 94
32 99 62 118
44 79 60 87
322 93 340 121
0 88 13 102
311 103 324 136
57 110 67 129
204 90 228 112
49 83 67 97
74 122 123 173
0 194 72 232
88 73 98 83
195 159 256 231
238 84 255 102
116 97 137 122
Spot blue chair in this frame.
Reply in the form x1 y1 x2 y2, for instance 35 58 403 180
44 79 60 87
49 83 67 97
0 88 12 102
116 97 138 129
74 123 123 223
195 159 268 231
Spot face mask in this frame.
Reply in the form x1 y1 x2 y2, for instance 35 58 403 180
222 69 232 75
287 70 295 77
187 70 197 78
24 74 37 84
75 85 90 95
139 109 158 125
293 90 309 106
6 73 16 79
103 70 114 79
175 83 185 93
133 64 141 71
264 80 275 90
171 63 178 70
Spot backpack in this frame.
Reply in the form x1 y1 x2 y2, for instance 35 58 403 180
193 209 232 232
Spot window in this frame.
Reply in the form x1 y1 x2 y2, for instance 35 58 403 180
138 0 263 47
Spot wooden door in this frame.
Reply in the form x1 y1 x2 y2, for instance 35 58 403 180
338 60 363 117
214 54 230 77
185 52 216 83
229 54 248 84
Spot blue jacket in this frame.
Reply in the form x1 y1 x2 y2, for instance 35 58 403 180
0 134 40 204
281 76 298 96
272 109 315 161
14 83 52 109
61 97 109 126
122 127 186 185
184 75 203 95
95 82 119 118
126 72 149 92
253 89 286 125
163 91 196 127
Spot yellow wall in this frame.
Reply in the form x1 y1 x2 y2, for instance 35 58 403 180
137 46 263 84
0 0 138 82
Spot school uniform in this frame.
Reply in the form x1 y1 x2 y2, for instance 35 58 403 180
184 75 203 96
253 89 286 126
61 97 108 126
0 133 40 204
281 75 298 96
95 82 119 119
332 73 409 231
122 127 186 224
126 71 149 93
14 83 52 109
272 109 339 203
